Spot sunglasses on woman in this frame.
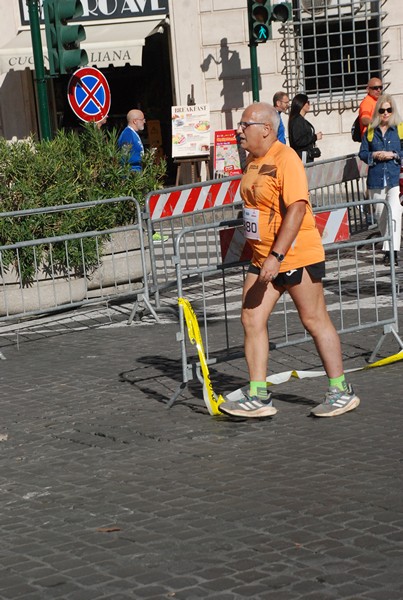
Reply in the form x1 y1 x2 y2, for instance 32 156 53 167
378 107 393 114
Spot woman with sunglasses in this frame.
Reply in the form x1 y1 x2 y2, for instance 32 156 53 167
359 94 403 266
288 93 323 163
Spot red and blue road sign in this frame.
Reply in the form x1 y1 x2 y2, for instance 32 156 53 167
67 67 111 123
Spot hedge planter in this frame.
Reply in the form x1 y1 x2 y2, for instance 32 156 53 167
0 124 166 317
86 230 150 297
0 231 150 317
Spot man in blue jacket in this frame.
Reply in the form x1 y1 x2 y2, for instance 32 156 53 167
118 109 146 172
118 109 167 242
273 91 289 144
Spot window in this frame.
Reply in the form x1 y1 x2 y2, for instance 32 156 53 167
281 0 386 106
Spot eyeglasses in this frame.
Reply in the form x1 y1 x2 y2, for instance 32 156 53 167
369 86 383 91
135 117 146 122
378 107 392 114
237 121 267 131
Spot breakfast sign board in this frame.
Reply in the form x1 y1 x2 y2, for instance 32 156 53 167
171 104 211 158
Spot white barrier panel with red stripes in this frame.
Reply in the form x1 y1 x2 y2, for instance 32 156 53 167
315 208 350 244
143 177 244 306
219 208 350 264
148 177 241 220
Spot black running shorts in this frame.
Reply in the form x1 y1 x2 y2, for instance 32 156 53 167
248 261 326 285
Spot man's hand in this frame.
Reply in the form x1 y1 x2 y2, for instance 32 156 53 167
259 255 280 285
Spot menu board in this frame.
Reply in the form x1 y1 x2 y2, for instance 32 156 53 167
171 104 210 158
213 130 243 176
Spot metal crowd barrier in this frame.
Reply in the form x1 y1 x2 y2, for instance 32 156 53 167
0 197 157 325
142 175 243 308
168 198 403 407
0 154 382 346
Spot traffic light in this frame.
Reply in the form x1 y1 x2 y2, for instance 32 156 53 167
271 1 292 24
248 0 293 44
43 0 88 75
248 1 272 44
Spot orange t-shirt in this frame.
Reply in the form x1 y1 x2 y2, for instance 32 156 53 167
240 141 324 271
359 94 376 136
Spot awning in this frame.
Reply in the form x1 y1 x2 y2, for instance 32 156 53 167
0 19 164 73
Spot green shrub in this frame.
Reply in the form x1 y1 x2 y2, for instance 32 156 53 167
0 124 166 283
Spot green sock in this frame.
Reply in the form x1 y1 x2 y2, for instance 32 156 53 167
328 375 348 392
250 381 268 399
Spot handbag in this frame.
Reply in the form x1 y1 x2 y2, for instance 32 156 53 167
308 146 321 160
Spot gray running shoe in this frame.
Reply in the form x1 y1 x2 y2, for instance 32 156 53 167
219 391 277 418
311 385 360 417
223 385 249 402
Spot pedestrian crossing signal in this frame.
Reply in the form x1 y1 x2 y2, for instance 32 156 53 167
255 23 270 41
248 0 272 43
248 0 292 44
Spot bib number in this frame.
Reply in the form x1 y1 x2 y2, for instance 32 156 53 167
243 208 260 240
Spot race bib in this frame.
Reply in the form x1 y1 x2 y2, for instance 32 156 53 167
243 207 260 240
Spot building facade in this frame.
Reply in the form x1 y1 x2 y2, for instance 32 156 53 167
0 0 402 164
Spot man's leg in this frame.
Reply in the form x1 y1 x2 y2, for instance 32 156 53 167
242 271 282 381
288 269 343 378
288 269 360 417
218 272 281 418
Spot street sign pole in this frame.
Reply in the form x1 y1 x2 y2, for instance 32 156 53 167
26 0 52 140
249 43 260 102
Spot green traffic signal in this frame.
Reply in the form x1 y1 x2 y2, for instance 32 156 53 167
43 0 88 75
249 1 272 43
248 0 292 44
254 23 270 41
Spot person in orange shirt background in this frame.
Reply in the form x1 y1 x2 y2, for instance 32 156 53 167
359 77 383 137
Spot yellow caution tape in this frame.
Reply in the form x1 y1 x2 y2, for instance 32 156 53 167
264 350 403 386
362 350 403 369
179 297 403 410
178 297 225 416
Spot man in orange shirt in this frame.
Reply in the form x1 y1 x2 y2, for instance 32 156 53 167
359 77 383 137
218 102 360 419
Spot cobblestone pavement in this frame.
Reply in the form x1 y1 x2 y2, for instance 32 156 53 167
0 298 402 600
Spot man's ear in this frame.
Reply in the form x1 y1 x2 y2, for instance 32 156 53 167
262 124 272 139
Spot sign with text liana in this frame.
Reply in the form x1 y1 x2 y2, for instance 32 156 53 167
171 104 210 158
214 130 242 176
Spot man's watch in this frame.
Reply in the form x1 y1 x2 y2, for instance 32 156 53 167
270 250 285 263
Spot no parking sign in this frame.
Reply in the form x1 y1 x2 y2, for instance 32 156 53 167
67 67 111 123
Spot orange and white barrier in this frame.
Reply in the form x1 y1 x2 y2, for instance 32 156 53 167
315 208 350 244
148 178 242 220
